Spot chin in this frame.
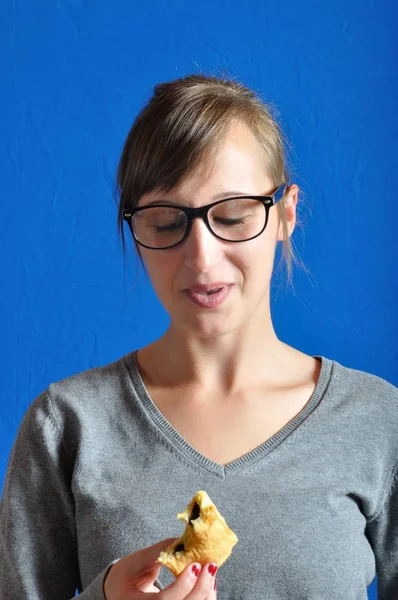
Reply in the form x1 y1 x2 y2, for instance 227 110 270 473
175 311 243 340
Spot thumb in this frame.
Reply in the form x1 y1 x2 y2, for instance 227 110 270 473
104 539 179 600
132 538 178 593
126 538 178 577
134 566 162 594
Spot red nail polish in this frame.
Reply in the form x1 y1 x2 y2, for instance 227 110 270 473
192 564 201 577
208 564 218 577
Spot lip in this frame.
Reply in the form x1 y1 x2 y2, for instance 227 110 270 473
184 284 233 309
185 282 233 293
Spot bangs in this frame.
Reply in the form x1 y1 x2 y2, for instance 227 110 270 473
117 94 246 209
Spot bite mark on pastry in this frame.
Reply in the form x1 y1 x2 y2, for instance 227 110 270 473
190 502 200 522
157 490 238 577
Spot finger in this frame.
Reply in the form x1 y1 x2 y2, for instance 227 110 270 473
159 563 202 600
159 562 218 600
185 563 218 599
210 573 217 599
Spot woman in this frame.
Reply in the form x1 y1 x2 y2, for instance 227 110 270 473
1 74 397 600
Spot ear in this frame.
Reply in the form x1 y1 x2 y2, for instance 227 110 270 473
277 184 299 241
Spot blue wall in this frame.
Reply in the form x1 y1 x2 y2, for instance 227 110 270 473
1 2 397 597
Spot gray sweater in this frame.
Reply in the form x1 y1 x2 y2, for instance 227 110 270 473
1 350 398 599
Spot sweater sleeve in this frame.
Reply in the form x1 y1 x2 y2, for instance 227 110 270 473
0 391 110 600
366 461 398 600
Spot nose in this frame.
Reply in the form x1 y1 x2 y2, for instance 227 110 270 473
182 217 224 273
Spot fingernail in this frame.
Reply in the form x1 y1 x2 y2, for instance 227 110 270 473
208 564 218 577
191 564 201 577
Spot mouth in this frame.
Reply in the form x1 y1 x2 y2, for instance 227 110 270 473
186 283 232 295
184 284 234 308
191 288 224 296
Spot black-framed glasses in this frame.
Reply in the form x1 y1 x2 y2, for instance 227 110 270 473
122 184 288 250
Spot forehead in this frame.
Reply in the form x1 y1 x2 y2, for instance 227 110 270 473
143 121 272 204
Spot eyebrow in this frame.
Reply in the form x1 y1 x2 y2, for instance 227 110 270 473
143 191 255 207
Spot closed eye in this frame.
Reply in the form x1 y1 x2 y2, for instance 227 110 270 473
152 222 185 232
213 217 247 226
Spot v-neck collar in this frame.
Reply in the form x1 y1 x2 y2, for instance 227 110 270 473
123 350 334 478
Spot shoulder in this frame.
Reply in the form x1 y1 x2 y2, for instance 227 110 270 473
48 351 135 402
27 351 137 429
19 351 138 458
325 357 398 439
329 357 398 399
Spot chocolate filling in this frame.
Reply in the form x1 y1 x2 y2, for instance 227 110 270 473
189 502 200 523
174 543 185 553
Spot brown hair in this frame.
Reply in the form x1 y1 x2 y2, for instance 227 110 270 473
117 73 306 289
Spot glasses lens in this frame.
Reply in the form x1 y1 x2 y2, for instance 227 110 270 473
131 207 187 248
208 198 266 241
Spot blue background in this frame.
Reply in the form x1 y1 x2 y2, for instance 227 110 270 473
1 1 397 597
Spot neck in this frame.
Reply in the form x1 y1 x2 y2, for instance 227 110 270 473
139 314 294 396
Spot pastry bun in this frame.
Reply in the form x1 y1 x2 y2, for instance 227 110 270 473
158 490 238 577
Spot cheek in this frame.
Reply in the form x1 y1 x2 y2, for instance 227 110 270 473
142 254 179 293
232 235 276 276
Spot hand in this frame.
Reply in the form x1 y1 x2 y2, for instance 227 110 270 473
103 538 218 600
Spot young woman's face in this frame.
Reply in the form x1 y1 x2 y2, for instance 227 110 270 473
137 121 298 338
